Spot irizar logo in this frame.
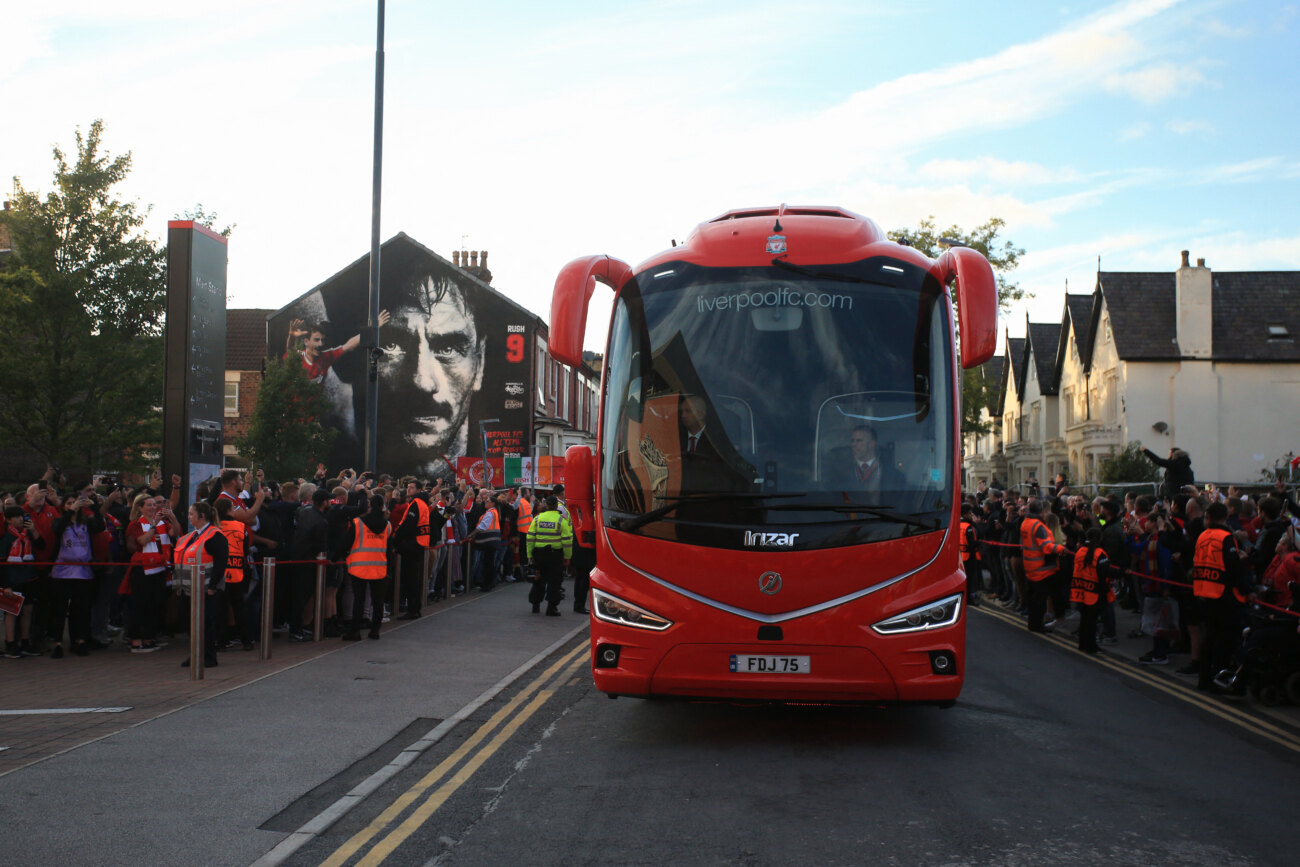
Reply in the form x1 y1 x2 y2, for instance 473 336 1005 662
744 530 799 547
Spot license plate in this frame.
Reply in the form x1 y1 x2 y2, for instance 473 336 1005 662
729 654 811 674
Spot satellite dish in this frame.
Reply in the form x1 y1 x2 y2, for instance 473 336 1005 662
1152 421 1169 433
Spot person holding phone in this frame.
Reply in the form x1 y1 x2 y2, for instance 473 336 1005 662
2 506 44 657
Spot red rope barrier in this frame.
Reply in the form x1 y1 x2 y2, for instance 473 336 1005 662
980 539 1300 617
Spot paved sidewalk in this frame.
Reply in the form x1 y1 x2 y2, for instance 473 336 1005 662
0 588 484 776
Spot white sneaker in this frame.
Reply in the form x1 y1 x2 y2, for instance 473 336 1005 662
1043 617 1056 628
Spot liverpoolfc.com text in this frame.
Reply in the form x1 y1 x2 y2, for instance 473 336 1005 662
697 287 853 313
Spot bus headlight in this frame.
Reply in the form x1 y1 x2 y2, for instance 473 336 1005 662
871 594 963 635
593 589 673 631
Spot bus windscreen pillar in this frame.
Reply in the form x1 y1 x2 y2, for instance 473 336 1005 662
164 221 228 509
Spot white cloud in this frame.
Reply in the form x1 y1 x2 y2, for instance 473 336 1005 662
1103 62 1207 104
1166 119 1215 134
917 157 1084 186
1120 122 1153 140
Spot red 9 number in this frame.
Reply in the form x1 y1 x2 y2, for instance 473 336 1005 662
506 333 525 363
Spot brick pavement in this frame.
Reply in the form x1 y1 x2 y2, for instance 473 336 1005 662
0 593 473 777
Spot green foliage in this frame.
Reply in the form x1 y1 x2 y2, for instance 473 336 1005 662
0 120 166 470
888 216 1028 313
235 357 336 480
1097 441 1162 498
961 365 998 435
174 203 236 239
890 216 1025 437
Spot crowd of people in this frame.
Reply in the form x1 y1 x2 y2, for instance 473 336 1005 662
0 465 590 666
960 457 1300 696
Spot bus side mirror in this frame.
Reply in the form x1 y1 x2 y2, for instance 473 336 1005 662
938 247 997 369
550 255 633 368
564 444 597 548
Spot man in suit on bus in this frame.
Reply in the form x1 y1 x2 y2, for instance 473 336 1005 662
831 424 904 494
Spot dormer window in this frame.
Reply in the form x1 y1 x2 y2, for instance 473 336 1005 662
1267 323 1292 341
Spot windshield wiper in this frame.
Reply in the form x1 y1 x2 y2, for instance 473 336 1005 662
775 501 940 531
611 493 806 533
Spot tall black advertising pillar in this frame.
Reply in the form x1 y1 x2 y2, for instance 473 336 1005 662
164 221 228 510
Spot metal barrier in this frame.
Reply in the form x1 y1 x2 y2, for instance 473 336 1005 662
189 561 203 681
313 560 326 643
421 548 433 606
259 558 276 661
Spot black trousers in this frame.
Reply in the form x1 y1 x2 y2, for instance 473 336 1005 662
571 544 595 611
129 569 168 642
1078 602 1102 653
225 576 257 646
49 578 93 646
1026 578 1051 631
1198 597 1243 689
349 575 386 635
399 547 425 615
286 562 313 634
529 547 564 607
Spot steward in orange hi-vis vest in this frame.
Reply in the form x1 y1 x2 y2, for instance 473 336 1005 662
222 519 247 585
1191 503 1248 691
347 518 390 581
1069 529 1112 654
1020 515 1065 583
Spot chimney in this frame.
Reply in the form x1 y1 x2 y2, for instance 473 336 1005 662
1176 250 1212 359
452 250 460 267
470 251 479 269
480 250 488 269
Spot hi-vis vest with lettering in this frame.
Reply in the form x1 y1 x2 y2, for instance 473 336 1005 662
173 525 219 593
1020 517 1065 583
413 498 432 548
516 497 533 534
959 521 979 562
1069 548 1108 606
222 520 246 584
347 518 390 580
1192 527 1244 602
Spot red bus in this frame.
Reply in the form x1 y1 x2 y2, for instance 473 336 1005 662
549 205 996 704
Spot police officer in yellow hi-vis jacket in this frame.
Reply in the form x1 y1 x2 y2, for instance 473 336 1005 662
527 496 572 616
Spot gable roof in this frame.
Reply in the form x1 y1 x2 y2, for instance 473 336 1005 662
1025 321 1061 395
1096 272 1178 359
1095 269 1300 362
226 308 274 371
1053 293 1096 386
1211 272 1300 361
998 335 1026 414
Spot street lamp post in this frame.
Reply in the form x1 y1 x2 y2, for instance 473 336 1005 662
363 0 386 472
478 418 499 486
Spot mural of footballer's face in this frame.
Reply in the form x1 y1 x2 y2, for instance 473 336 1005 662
380 276 486 468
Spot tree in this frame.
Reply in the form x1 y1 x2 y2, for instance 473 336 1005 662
961 364 998 435
174 204 235 239
888 216 1027 313
889 216 1027 435
0 120 166 471
1097 441 1161 499
235 357 336 480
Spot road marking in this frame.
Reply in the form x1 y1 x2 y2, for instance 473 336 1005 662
320 644 589 867
972 605 1300 754
0 707 132 715
249 625 588 867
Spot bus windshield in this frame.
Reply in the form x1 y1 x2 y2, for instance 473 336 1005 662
600 256 955 551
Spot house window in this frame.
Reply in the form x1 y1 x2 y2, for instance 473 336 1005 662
224 379 239 416
1268 323 1291 341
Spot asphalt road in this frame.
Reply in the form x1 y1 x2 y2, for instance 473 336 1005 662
281 603 1300 867
5 583 1298 867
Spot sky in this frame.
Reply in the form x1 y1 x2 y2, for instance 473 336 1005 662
4 0 1299 351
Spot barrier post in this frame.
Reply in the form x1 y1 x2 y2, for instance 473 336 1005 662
313 560 326 642
260 557 276 661
390 553 400 620
189 561 203 681
421 548 433 606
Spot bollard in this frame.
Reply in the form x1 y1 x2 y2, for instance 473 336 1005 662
390 554 400 621
313 560 325 643
189 561 203 681
421 548 433 605
260 557 276 661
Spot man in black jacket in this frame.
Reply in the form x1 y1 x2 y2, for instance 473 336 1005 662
287 488 331 640
1142 447 1194 501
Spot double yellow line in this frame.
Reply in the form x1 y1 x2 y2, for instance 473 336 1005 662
321 640 590 867
972 605 1300 755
